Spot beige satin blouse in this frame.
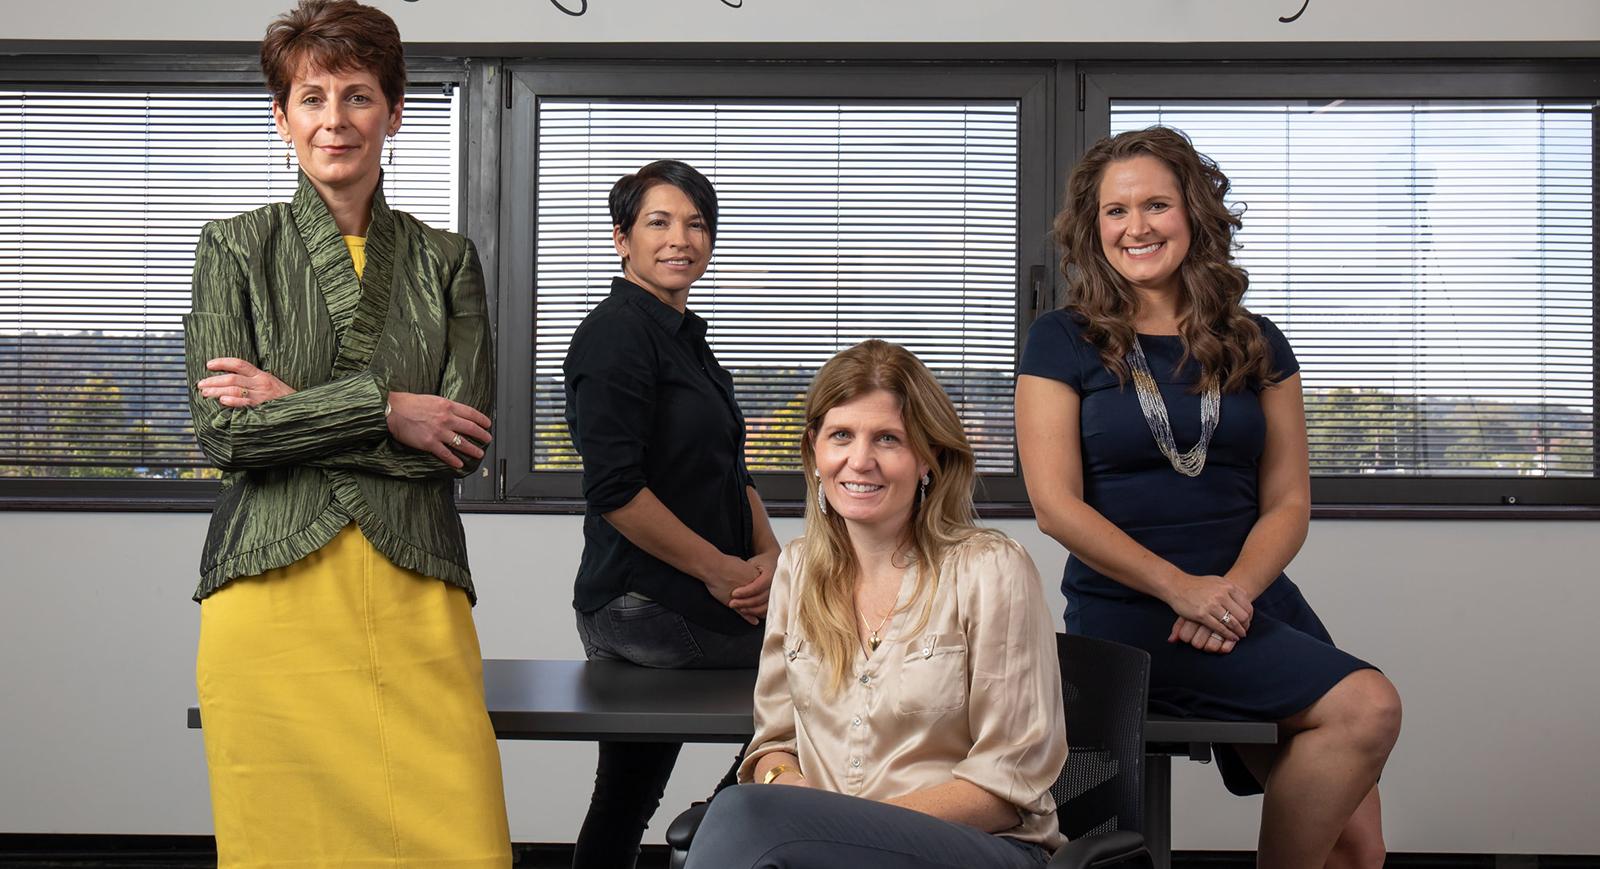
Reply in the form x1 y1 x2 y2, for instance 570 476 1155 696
739 534 1068 851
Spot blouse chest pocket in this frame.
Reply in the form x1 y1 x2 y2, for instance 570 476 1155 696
785 638 821 713
895 632 968 716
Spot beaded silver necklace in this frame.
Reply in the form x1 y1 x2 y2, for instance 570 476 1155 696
1126 337 1221 477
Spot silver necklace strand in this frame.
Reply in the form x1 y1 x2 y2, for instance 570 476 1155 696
1126 337 1221 477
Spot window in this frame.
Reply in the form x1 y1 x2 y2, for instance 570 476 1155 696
1085 67 1599 506
8 57 1593 511
0 82 459 492
533 100 1019 470
498 65 1051 502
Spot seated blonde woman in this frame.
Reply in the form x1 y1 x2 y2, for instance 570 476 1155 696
686 339 1067 869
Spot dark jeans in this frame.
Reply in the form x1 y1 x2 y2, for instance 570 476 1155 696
573 594 762 869
684 784 1052 869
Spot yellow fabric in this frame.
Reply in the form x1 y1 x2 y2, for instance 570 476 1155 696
344 235 367 278
197 525 511 868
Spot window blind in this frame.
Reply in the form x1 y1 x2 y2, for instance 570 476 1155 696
1112 101 1594 479
533 100 1021 475
0 87 458 479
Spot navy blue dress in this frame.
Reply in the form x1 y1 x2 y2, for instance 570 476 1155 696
1019 310 1373 795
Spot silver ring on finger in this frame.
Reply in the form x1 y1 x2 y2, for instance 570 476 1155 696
1211 631 1224 642
1219 611 1233 626
450 433 463 448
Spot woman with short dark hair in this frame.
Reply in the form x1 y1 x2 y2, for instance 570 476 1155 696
188 1 509 865
563 159 781 869
1017 126 1400 868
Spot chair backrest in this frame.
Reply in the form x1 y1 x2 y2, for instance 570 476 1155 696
1050 632 1151 840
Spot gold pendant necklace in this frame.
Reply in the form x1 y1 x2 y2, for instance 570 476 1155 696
863 608 893 652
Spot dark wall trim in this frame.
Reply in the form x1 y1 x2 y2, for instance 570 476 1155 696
5 39 1600 62
0 497 216 513
0 53 468 85
6 495 1599 521
0 836 1591 868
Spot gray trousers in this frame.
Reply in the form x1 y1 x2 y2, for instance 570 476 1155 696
685 784 1052 869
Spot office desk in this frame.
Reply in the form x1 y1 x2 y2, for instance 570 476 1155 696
188 658 1276 867
485 659 1276 866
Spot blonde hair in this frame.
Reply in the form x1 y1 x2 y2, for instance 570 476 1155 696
795 340 1001 694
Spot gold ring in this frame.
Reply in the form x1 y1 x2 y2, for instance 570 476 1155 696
240 387 249 398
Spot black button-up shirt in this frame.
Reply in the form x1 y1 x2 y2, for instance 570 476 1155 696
563 277 758 635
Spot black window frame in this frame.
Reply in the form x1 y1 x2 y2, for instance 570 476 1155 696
1077 61 1600 509
494 62 1056 509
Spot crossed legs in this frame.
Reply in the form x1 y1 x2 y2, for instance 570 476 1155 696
1236 669 1401 869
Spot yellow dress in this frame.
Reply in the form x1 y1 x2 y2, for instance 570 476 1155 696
195 237 511 868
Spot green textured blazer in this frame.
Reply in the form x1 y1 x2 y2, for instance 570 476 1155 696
184 175 493 602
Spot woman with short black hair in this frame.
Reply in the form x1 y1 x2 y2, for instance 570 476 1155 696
564 159 781 869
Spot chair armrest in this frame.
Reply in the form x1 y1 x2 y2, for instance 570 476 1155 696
666 801 710 850
1047 830 1150 869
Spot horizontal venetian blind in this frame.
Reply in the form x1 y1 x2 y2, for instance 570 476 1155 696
534 100 1020 474
1113 101 1595 479
0 87 458 479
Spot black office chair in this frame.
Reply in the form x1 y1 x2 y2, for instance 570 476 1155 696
1047 632 1154 868
665 632 1155 869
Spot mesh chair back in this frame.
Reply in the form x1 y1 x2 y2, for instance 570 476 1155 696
1050 632 1151 840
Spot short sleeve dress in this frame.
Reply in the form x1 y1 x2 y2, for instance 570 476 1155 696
1018 309 1374 795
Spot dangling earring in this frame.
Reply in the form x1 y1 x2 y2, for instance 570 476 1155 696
919 472 930 504
815 468 827 516
386 135 395 166
285 143 292 170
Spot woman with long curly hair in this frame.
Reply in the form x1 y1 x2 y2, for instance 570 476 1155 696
1016 126 1400 868
686 340 1067 868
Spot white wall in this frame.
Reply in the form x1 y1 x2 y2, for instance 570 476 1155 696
1 512 1596 853
2 0 1599 44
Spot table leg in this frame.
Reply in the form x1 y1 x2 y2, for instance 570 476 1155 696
1143 752 1172 869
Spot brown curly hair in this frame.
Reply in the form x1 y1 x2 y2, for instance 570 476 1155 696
260 0 406 111
1053 126 1274 393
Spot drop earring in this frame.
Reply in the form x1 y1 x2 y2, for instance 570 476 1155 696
285 143 292 170
815 469 827 516
919 472 930 503
386 135 395 166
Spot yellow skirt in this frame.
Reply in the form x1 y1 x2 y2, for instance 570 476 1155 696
196 525 511 868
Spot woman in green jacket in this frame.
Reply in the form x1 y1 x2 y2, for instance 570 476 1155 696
185 2 510 865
